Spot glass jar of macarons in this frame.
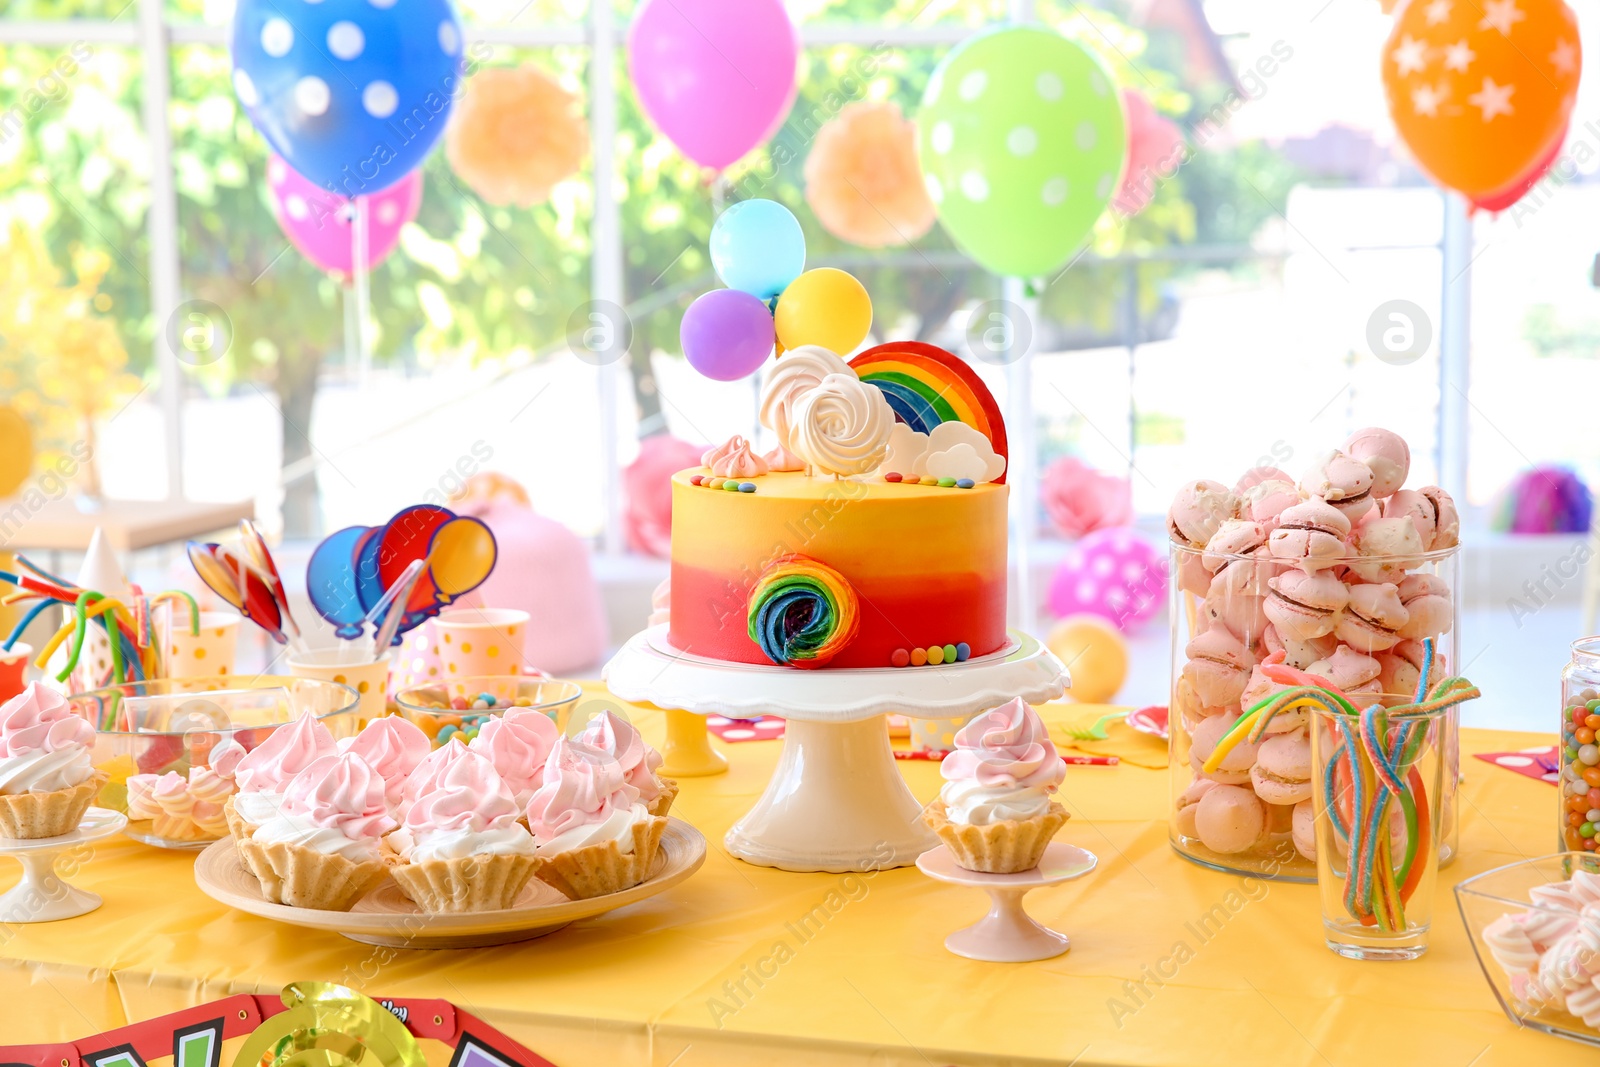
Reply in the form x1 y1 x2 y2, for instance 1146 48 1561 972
1558 640 1600 855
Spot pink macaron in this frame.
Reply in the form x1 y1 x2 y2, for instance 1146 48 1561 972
1183 629 1257 708
1176 549 1214 596
1250 731 1312 805
1291 799 1316 861
1236 479 1301 532
1306 644 1382 696
1173 778 1218 839
1344 427 1411 499
1189 711 1261 786
1200 587 1269 645
1169 480 1238 548
1335 582 1410 652
1264 569 1349 641
1234 466 1295 495
1347 516 1425 583
1239 664 1310 733
1300 450 1376 522
1381 489 1436 548
1193 783 1267 854
1396 572 1453 640
1376 640 1439 700
1268 499 1351 572
1419 486 1460 550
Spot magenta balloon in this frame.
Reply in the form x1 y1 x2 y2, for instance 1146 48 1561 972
681 289 775 382
266 154 423 279
627 0 798 172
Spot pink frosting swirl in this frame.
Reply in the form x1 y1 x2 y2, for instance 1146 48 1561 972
468 708 558 803
0 682 93 758
940 698 1066 791
524 737 638 841
404 746 521 834
346 716 431 806
762 444 805 472
702 435 770 479
207 738 247 778
577 710 664 802
398 737 467 817
233 713 336 795
279 752 396 841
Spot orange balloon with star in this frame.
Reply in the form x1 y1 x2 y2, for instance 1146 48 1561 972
1382 0 1580 203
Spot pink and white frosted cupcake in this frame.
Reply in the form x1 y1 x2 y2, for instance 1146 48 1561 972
0 682 104 839
235 751 396 910
576 710 677 817
386 746 540 912
469 707 559 811
226 713 337 840
921 697 1068 874
395 735 469 823
344 715 431 814
525 737 663 899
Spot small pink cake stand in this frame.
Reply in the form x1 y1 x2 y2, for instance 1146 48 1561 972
916 841 1098 962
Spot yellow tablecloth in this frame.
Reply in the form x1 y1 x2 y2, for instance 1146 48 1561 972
0 691 1581 1066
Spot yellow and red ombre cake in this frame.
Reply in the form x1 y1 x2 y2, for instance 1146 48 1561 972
667 470 1008 669
665 340 1013 671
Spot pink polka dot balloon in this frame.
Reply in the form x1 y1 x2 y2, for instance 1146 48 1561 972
1047 527 1167 631
266 153 422 281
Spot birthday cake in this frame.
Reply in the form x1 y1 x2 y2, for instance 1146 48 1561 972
666 341 1011 670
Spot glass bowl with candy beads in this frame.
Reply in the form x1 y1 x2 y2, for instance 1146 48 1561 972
1558 640 1600 854
1456 851 1600 1047
67 676 362 850
393 676 583 747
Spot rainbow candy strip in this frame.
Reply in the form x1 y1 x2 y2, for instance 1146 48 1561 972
746 556 860 669
848 340 1009 483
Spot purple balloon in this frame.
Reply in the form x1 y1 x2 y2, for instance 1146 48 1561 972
681 289 775 382
627 0 798 172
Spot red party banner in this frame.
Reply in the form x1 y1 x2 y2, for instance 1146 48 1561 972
0 984 555 1067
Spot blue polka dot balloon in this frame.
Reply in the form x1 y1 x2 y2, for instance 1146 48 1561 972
231 0 465 195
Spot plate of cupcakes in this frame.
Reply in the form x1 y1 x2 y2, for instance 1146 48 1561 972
194 703 704 948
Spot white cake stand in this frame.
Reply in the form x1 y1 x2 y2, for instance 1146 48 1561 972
0 807 128 923
917 842 1098 962
604 625 1068 873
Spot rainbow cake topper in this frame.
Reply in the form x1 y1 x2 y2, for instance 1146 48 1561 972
747 555 861 669
849 340 1009 484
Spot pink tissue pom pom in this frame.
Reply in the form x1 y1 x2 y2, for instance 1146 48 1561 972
1041 457 1134 539
623 435 706 558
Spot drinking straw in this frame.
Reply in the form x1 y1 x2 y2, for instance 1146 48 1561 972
366 558 427 659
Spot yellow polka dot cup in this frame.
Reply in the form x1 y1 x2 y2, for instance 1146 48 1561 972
162 611 241 680
908 714 973 757
285 648 392 724
430 607 530 679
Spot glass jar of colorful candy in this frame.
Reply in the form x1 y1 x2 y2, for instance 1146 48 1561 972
1558 639 1600 853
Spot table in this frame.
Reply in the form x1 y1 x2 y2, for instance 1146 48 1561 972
0 496 255 552
0 692 1584 1067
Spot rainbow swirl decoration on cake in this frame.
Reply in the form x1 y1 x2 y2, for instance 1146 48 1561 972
746 555 861 669
849 341 1009 484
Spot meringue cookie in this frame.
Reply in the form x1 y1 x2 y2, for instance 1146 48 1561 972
1168 480 1237 547
1347 516 1426 583
1336 582 1409 653
1268 499 1351 572
1343 427 1410 498
789 373 895 477
1300 449 1376 522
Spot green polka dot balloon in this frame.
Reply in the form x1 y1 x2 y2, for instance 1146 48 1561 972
919 26 1127 279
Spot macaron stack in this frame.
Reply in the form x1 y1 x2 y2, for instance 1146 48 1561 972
1168 428 1459 866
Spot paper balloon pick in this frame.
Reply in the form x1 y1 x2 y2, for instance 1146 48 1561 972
186 542 287 644
237 519 301 640
428 515 498 602
377 503 455 616
306 525 372 639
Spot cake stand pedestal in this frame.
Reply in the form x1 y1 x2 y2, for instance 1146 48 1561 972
0 807 127 923
916 842 1098 962
604 626 1068 873
660 708 728 778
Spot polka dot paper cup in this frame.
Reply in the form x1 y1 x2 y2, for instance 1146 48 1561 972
286 648 392 724
909 714 973 756
430 607 530 678
162 611 241 680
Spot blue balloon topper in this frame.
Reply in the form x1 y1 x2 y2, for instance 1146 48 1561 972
353 526 388 616
230 0 465 195
306 525 371 638
710 198 806 301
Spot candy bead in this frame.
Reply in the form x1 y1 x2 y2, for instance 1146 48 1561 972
471 698 490 710
691 475 704 485
955 642 971 662
438 724 458 742
450 696 469 711
955 478 975 489
739 482 757 493
937 477 957 488
477 693 497 706
1582 745 1600 766
723 480 740 491
885 472 903 483
910 647 928 667
890 648 910 668
942 643 958 663
921 477 940 486
927 645 945 665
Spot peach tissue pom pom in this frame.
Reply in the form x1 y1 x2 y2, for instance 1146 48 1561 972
804 102 935 249
447 65 589 208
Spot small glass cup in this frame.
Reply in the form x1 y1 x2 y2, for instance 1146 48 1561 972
1310 699 1448 960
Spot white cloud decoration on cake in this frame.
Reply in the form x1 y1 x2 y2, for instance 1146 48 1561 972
913 423 1007 483
758 345 854 457
790 372 895 477
879 423 928 476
